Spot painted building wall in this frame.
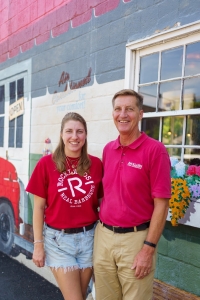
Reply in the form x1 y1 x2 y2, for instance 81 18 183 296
0 0 200 296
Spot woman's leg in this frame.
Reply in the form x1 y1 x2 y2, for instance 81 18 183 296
51 268 82 300
51 267 92 300
80 268 93 299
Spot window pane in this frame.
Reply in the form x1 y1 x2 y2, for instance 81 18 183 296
139 53 159 84
0 117 4 147
162 116 184 145
16 115 23 148
158 80 181 111
185 41 200 76
166 147 181 160
161 47 183 80
184 148 200 165
17 78 24 99
186 115 200 146
9 81 16 104
183 77 200 109
139 84 157 112
8 119 15 147
141 117 159 140
0 85 5 114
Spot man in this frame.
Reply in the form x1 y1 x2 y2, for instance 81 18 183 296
93 89 171 300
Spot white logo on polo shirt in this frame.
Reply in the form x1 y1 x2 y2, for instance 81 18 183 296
127 162 142 169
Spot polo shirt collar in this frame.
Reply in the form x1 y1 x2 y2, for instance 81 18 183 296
113 132 148 150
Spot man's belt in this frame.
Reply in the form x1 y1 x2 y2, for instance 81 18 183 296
100 220 150 233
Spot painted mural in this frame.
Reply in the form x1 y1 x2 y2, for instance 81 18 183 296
1 0 200 297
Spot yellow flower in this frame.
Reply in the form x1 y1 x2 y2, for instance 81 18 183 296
169 178 191 226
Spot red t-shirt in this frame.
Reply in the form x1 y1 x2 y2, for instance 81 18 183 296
100 132 171 227
26 154 103 228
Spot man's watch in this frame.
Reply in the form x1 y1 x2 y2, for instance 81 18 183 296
144 240 156 248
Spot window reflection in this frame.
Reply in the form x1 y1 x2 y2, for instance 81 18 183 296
185 41 200 76
186 115 200 146
184 148 200 165
183 77 200 109
141 117 159 140
139 84 157 112
162 116 184 145
139 53 159 84
158 80 181 111
161 47 183 80
166 147 181 160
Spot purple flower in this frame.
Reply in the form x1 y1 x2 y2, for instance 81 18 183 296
189 184 200 199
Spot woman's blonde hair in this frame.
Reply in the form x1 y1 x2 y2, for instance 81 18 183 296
52 112 91 176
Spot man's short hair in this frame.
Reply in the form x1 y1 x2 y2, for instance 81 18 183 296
112 89 143 110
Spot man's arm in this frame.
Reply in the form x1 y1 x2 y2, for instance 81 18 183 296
131 197 169 279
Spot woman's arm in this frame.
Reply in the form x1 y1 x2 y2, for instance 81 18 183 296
32 195 46 268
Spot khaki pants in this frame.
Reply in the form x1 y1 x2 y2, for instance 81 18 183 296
93 222 156 300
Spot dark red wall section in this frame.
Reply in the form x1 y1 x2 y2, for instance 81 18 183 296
0 0 131 63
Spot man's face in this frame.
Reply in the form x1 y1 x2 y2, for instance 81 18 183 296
112 95 143 135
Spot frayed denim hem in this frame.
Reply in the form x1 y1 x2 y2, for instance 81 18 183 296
49 265 93 273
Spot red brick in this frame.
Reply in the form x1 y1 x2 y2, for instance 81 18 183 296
36 31 50 45
76 0 92 14
0 53 7 63
88 0 102 8
0 6 9 26
1 21 9 39
56 5 69 25
52 21 69 37
9 46 20 58
0 40 8 55
9 15 18 34
1 0 7 10
10 32 21 49
45 0 54 12
17 0 25 15
38 13 56 35
72 9 92 27
95 0 120 16
30 1 38 22
32 20 40 38
9 0 18 19
64 0 78 20
21 39 35 52
20 7 31 28
54 0 64 7
23 24 34 41
124 0 131 2
38 0 46 18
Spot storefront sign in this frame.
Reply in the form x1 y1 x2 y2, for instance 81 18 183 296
9 97 24 120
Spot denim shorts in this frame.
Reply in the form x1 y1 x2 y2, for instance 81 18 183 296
43 223 96 272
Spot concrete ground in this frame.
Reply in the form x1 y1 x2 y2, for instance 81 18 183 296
0 251 94 300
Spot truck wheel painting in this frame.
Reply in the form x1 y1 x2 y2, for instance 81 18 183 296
0 201 15 253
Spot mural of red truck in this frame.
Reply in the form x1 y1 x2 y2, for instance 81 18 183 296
0 157 33 257
0 157 20 253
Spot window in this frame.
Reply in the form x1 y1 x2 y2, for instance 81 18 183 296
125 21 200 165
0 85 5 147
8 78 24 148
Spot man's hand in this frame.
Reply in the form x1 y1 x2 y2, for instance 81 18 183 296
131 245 155 279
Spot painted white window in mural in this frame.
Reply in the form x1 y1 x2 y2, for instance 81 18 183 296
0 85 5 147
9 78 24 148
125 21 200 227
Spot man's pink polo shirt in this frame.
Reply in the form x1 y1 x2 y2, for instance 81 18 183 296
99 132 171 227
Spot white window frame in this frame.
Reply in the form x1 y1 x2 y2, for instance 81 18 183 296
125 21 200 228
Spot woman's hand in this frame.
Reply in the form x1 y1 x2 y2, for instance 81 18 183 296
32 243 45 267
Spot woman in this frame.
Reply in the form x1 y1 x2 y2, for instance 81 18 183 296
26 112 103 300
